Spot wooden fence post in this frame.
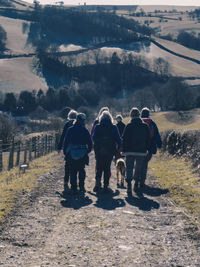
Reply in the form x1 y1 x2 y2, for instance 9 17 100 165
15 140 21 167
33 137 37 159
44 135 48 155
29 139 32 162
8 138 14 171
47 135 50 154
50 135 53 153
0 140 3 172
41 135 44 156
37 136 41 158
23 140 28 164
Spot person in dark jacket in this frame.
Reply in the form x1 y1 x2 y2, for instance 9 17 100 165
115 114 126 137
122 107 150 195
92 111 121 192
63 113 92 194
141 107 162 186
58 109 77 192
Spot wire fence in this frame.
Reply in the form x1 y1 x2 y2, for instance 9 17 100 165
0 133 60 173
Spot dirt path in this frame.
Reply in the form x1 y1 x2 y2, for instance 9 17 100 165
0 153 200 267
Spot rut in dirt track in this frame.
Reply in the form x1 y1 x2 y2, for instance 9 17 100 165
0 153 200 267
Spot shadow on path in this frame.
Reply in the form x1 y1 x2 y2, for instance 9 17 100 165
141 185 169 197
125 191 160 211
89 189 126 210
57 191 93 210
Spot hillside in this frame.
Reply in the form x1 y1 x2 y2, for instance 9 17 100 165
0 3 200 97
0 0 32 10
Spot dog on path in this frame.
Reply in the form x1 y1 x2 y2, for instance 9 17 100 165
116 158 126 187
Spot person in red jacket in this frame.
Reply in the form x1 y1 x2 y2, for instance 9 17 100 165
141 107 162 187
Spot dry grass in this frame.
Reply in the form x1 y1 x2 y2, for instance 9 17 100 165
2 151 25 172
154 37 200 61
151 110 200 131
0 152 60 223
150 152 200 224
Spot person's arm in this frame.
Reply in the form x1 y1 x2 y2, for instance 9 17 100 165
145 124 151 150
85 129 93 153
91 120 98 136
152 120 162 148
122 124 130 152
113 125 122 149
63 128 71 155
57 123 68 151
92 124 99 143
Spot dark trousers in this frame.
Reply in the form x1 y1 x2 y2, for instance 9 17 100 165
95 156 113 187
64 159 70 186
69 157 86 189
126 155 145 185
141 152 152 183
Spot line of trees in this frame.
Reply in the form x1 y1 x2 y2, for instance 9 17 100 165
26 5 153 50
176 31 200 51
0 25 7 53
0 0 13 7
0 77 199 119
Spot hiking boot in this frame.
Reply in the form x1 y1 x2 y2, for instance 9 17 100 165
127 183 132 196
103 185 112 193
79 185 86 193
140 181 145 188
134 182 139 192
93 184 100 192
71 186 77 195
64 183 69 192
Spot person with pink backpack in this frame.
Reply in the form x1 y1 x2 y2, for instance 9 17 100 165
141 107 162 187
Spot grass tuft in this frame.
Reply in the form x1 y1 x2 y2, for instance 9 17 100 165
150 152 200 224
0 152 60 223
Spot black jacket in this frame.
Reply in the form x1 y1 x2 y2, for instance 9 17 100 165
122 118 150 153
93 119 121 157
116 121 126 137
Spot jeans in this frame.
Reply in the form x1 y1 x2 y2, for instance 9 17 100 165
126 155 145 184
141 152 152 183
69 157 86 189
95 156 113 187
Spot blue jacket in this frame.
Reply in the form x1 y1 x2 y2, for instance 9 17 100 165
63 123 93 155
57 119 74 150
145 119 162 154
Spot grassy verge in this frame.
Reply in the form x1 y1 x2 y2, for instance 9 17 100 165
0 152 61 223
150 152 200 225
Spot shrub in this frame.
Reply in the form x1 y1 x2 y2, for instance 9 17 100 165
0 114 15 144
161 130 200 170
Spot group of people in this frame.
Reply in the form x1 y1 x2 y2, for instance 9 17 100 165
57 106 162 196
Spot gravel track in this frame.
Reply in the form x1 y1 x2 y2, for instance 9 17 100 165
0 153 199 267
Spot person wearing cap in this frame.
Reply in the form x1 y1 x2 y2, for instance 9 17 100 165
58 109 78 192
92 110 121 192
122 107 150 195
115 114 126 137
63 113 92 194
141 107 162 187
